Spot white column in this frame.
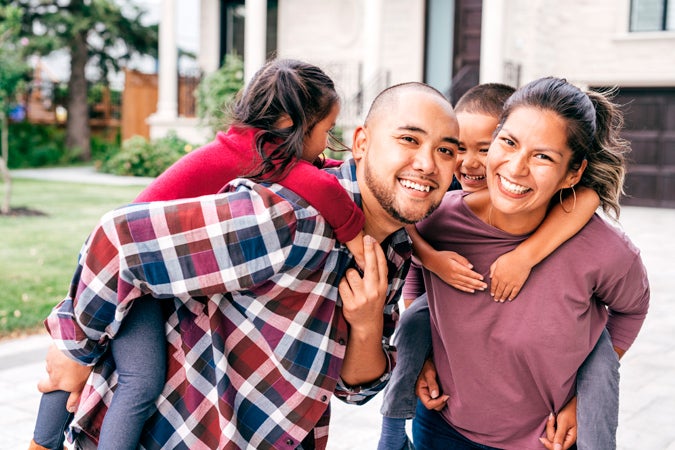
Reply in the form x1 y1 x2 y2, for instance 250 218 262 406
480 0 504 83
155 0 178 120
244 0 267 83
362 0 383 108
199 0 221 74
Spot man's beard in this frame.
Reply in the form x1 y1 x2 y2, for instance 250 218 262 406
363 158 441 225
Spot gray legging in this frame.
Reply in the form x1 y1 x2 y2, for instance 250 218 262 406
33 297 167 450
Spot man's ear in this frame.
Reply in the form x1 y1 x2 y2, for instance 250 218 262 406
351 126 367 161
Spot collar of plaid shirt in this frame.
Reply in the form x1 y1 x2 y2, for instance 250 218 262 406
46 158 412 450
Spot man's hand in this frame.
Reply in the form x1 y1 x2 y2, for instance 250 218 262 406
338 235 389 385
339 235 388 334
415 358 448 411
37 343 92 413
539 396 577 450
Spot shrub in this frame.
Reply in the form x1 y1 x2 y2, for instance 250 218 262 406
195 53 244 132
7 123 68 168
100 133 191 177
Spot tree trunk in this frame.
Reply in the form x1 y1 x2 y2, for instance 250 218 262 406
66 29 91 160
0 111 11 215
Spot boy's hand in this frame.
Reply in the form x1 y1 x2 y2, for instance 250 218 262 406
38 343 92 412
427 250 486 293
489 249 532 302
415 358 449 411
539 396 577 450
344 231 366 270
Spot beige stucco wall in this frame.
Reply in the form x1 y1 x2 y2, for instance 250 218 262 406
496 0 675 87
277 0 425 84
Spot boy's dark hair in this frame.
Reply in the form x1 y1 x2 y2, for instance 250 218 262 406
454 83 516 117
230 58 340 182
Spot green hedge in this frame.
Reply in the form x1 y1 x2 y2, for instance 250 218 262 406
99 133 192 178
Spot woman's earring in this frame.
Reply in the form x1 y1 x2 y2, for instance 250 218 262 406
560 184 577 213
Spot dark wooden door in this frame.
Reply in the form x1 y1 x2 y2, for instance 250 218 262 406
606 88 675 208
449 0 482 103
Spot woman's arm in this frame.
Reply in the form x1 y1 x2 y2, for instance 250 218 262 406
489 187 600 301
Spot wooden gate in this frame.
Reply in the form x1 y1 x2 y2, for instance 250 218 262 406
121 69 158 141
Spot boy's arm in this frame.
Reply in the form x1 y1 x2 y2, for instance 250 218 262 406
489 187 600 301
406 224 486 293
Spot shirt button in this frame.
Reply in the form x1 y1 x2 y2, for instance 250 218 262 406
286 438 294 446
321 395 328 402
338 338 346 345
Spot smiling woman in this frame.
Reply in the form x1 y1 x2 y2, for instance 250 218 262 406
409 77 649 450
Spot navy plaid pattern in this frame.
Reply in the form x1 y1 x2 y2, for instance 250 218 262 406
46 159 411 449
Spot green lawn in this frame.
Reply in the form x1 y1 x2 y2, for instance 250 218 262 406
0 178 147 337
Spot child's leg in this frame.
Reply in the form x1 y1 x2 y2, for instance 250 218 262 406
32 390 72 449
378 294 432 450
98 297 167 450
575 328 620 450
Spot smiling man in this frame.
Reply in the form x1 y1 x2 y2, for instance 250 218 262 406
41 82 459 449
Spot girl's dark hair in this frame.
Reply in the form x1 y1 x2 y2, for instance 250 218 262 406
498 77 630 219
229 58 340 182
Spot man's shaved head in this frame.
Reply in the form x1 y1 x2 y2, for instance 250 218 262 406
365 82 449 125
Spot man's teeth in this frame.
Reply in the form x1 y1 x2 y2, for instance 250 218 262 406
400 179 430 192
499 176 530 194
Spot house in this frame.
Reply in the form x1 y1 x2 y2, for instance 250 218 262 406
150 0 675 207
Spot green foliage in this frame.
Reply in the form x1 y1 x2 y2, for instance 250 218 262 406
7 123 120 168
195 54 245 132
7 123 68 168
12 0 158 81
0 178 145 335
100 133 191 177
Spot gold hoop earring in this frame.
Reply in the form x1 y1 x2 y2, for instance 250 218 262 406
560 184 577 213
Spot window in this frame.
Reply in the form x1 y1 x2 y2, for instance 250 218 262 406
630 0 674 31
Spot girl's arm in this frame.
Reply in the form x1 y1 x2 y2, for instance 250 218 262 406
280 160 366 267
405 224 486 294
490 186 600 301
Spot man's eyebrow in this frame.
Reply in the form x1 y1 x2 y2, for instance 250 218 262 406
443 136 460 146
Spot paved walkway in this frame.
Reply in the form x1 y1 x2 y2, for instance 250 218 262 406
2 168 674 449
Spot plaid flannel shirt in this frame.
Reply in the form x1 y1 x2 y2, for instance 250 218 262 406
46 159 411 450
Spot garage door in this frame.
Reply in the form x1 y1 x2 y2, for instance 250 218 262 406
605 87 675 208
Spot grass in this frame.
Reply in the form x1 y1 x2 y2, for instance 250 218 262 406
0 178 147 337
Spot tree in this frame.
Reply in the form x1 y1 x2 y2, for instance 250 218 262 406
0 5 29 214
10 0 158 160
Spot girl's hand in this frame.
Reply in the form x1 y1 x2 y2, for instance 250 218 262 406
426 250 486 293
489 249 532 302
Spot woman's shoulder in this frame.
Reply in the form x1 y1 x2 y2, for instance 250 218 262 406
578 214 642 260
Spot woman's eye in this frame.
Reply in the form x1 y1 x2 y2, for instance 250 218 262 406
535 153 554 161
457 145 467 153
503 138 515 147
479 147 489 154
